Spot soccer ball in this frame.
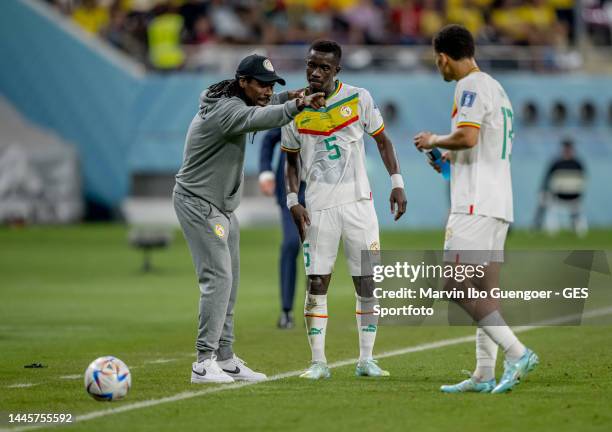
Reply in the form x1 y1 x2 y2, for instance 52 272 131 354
84 356 131 401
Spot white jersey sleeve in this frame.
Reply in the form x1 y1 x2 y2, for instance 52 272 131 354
359 89 385 136
454 78 488 129
281 122 300 153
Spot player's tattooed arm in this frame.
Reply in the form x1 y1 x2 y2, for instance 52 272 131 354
373 131 407 221
413 127 479 151
285 151 310 242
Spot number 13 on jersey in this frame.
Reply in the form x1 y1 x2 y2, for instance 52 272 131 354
501 107 514 160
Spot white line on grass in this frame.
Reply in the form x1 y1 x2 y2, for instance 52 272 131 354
5 357 189 389
5 383 39 389
144 359 177 365
4 306 612 432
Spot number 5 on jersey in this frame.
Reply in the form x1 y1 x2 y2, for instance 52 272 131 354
303 242 311 268
324 136 341 160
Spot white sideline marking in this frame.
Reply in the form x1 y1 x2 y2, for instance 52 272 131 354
59 375 81 380
3 306 612 432
144 359 177 365
4 359 184 389
6 383 38 389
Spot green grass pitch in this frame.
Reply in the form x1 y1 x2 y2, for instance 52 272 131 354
1 226 611 431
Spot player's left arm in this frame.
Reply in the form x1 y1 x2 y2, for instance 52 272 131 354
361 89 407 221
414 126 479 151
414 79 485 151
372 130 407 221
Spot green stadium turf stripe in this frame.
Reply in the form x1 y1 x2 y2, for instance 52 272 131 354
4 306 612 432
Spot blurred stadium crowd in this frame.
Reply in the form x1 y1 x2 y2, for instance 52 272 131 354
42 0 611 70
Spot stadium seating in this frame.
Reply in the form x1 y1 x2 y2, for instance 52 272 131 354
1 0 611 227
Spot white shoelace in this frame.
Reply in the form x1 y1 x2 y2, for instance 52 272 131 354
201 355 224 375
232 355 246 366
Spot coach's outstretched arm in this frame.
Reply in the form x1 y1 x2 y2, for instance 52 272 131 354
373 131 407 221
218 92 325 135
285 151 309 242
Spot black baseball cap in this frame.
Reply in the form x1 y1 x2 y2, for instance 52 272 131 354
235 54 286 86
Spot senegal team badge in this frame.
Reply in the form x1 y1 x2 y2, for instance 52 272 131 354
214 224 225 239
340 105 352 118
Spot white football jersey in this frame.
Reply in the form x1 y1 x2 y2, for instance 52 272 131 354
449 71 514 223
281 81 384 212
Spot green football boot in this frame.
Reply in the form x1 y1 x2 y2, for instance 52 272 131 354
491 348 539 394
299 361 331 380
440 372 496 393
355 359 390 377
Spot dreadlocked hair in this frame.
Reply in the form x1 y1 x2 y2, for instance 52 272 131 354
207 78 244 99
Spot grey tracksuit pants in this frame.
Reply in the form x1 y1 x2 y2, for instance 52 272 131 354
173 191 239 362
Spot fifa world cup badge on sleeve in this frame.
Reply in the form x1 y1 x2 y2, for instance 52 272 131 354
460 91 477 107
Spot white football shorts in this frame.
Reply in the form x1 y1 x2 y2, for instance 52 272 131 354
303 199 379 276
443 213 509 264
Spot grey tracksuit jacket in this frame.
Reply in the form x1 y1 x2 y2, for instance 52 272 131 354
174 90 300 212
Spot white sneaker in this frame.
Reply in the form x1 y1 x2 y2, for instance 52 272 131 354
216 355 267 382
191 357 234 384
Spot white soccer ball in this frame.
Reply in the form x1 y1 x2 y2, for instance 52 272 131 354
84 356 131 401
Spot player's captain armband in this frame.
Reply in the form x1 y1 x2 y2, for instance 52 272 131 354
460 91 477 107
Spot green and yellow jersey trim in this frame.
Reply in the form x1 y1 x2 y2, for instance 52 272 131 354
369 123 385 137
327 80 342 100
302 92 357 113
295 91 360 136
280 145 300 153
456 121 481 129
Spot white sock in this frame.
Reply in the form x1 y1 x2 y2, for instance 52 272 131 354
473 327 497 382
478 311 526 363
304 294 328 363
356 295 378 362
